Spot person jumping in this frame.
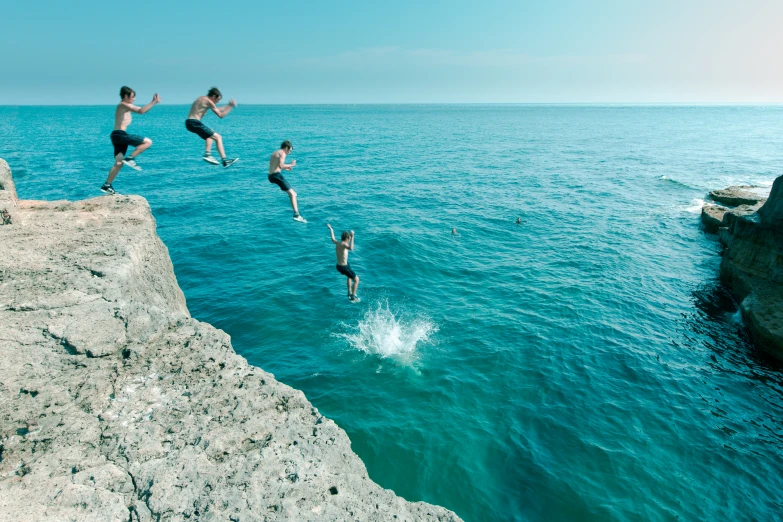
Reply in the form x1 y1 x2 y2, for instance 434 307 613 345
327 224 360 302
101 86 160 195
185 87 239 167
268 140 305 222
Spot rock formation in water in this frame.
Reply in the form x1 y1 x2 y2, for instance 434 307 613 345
0 159 461 522
701 180 783 360
700 186 768 233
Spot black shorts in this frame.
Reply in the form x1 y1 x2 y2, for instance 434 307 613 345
185 118 215 140
268 172 292 192
110 130 145 157
336 264 357 279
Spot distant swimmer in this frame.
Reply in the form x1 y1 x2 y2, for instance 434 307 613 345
452 228 457 235
185 87 239 167
101 86 160 195
327 224 360 302
516 217 522 224
269 141 305 222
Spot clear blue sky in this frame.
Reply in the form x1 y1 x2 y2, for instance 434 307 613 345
2 0 781 104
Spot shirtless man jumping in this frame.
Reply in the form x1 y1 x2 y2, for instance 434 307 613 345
327 224 360 302
101 86 160 195
185 87 239 167
268 140 305 222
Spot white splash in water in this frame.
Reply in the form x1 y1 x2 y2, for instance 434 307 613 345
683 198 705 213
338 300 437 361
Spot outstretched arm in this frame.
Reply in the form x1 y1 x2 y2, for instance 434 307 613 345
348 231 355 251
125 93 161 114
327 224 339 244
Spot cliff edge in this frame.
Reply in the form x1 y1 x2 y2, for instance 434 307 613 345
701 179 783 360
0 159 461 522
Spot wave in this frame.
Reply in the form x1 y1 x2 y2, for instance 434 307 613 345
659 175 697 189
337 300 437 361
682 198 705 214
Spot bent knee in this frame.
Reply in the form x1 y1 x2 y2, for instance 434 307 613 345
289 189 297 197
354 275 360 282
212 133 222 140
143 138 152 145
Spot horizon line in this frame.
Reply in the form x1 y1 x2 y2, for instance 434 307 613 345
3 102 783 107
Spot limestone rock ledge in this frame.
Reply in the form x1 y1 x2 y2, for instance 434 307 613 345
701 178 783 361
0 159 461 522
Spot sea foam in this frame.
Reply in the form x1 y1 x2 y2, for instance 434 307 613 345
683 198 705 213
338 300 437 361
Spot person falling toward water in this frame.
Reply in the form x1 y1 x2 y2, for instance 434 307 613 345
269 140 305 222
185 87 239 167
327 224 360 302
101 86 160 195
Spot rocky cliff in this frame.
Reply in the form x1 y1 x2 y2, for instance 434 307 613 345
0 159 461 522
701 181 783 360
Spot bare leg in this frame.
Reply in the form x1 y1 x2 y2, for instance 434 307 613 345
105 154 124 185
286 189 299 214
128 138 152 158
352 275 360 296
205 137 214 154
346 278 351 296
213 133 226 159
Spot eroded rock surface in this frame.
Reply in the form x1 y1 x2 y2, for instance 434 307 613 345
709 185 768 207
702 176 783 360
701 204 729 233
0 159 461 522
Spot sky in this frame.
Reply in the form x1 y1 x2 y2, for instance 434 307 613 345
1 0 782 104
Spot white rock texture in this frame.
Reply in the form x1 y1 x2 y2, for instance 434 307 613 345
0 159 461 522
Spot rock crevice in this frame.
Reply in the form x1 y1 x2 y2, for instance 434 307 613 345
0 159 460 521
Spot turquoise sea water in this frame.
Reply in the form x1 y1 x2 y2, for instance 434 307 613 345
2 105 783 521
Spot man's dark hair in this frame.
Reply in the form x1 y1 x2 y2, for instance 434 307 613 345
119 86 135 99
281 140 292 151
207 87 222 98
341 231 351 241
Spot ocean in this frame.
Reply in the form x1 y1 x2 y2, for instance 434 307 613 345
2 104 782 521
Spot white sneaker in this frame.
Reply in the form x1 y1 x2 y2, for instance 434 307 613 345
293 213 307 223
203 155 220 165
349 295 361 303
122 157 142 171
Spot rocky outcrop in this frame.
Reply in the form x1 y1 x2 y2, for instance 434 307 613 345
0 159 461 522
701 185 768 233
702 203 763 233
0 158 18 224
758 176 783 223
709 185 768 207
702 178 783 361
701 204 730 233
